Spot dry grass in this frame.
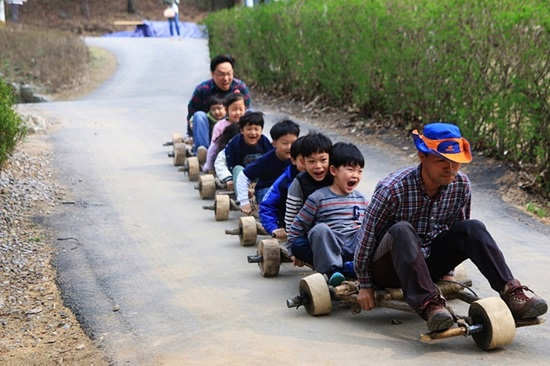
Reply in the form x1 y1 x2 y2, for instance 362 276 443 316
0 26 89 93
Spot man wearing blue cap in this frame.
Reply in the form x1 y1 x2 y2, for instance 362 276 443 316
354 122 547 332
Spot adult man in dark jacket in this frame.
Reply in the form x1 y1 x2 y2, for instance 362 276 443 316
187 54 250 155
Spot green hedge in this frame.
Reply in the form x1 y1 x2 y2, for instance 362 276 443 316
204 0 549 197
0 79 26 168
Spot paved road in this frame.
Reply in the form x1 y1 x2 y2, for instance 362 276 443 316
32 37 550 365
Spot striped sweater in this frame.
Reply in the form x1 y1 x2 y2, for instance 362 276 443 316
287 186 368 249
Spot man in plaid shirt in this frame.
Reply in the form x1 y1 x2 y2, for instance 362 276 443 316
186 54 250 155
354 123 547 332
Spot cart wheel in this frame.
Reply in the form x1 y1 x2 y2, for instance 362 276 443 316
173 143 187 166
239 216 258 246
299 273 332 316
258 239 280 277
199 174 216 200
215 195 230 221
172 132 183 144
469 297 516 351
187 157 200 181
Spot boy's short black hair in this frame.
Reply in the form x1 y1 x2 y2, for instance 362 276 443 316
210 54 235 72
330 142 365 168
300 131 332 158
239 111 264 130
208 94 226 107
223 93 245 108
269 119 300 141
290 136 305 160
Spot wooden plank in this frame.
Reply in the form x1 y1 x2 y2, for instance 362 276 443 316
113 20 144 26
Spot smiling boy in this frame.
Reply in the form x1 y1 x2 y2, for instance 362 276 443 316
287 142 368 285
236 119 301 215
215 111 273 191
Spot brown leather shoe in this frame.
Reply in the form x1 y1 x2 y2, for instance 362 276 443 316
420 296 454 332
501 279 547 319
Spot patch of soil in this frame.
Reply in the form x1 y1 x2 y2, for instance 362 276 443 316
18 0 208 35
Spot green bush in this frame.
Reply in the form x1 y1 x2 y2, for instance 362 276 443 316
0 79 26 168
204 0 550 197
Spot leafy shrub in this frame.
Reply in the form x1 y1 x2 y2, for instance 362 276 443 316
204 0 549 197
0 79 26 168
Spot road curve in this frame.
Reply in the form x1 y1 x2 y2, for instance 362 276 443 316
30 37 550 365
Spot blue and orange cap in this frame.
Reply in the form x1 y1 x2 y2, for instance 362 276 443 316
412 123 472 163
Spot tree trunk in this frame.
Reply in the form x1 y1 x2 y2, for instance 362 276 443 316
81 0 91 20
127 0 136 14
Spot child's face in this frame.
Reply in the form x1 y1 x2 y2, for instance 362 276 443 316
227 99 246 123
303 152 330 181
291 154 306 172
241 124 263 146
330 164 363 195
273 133 298 161
209 103 226 121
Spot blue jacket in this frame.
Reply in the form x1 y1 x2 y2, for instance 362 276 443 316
259 164 299 235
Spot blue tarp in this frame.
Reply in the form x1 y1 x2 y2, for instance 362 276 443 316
104 21 207 38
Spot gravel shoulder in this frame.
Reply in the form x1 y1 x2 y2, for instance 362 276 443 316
0 119 109 365
0 49 114 365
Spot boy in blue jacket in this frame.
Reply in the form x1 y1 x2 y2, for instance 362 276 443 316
236 119 301 215
259 136 305 239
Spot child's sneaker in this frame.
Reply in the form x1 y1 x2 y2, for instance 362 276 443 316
328 272 345 287
342 261 356 279
197 146 208 165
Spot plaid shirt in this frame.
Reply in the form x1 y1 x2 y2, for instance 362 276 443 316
354 164 471 289
186 78 250 122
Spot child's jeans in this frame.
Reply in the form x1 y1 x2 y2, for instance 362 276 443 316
290 236 314 266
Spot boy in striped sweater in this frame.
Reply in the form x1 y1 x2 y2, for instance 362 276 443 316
287 142 368 286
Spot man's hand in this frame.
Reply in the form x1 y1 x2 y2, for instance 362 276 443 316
290 256 305 267
272 228 287 240
226 180 234 191
240 203 252 215
357 288 376 311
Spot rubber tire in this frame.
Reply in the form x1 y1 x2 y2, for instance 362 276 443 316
199 174 216 200
187 157 200 181
469 297 516 351
215 195 230 221
239 216 258 246
258 239 280 277
299 273 332 316
173 142 186 166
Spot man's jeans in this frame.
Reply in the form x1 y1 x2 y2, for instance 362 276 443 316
192 111 210 154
